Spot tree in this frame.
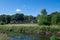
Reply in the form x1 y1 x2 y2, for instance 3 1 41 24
28 15 34 21
51 15 57 25
0 21 5 25
37 14 40 20
24 15 29 21
51 12 58 25
0 14 6 24
11 13 24 21
5 15 11 24
47 15 51 25
56 12 60 25
41 9 47 15
38 9 48 25
50 35 60 40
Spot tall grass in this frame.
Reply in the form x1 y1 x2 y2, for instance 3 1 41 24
0 25 60 40
0 25 60 33
0 33 10 40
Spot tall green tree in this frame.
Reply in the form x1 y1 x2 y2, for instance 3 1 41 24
28 15 34 21
0 14 6 23
51 15 57 25
38 9 48 25
51 12 58 25
5 15 11 24
41 9 47 15
11 13 24 21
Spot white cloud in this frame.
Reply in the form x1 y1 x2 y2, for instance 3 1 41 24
16 9 21 12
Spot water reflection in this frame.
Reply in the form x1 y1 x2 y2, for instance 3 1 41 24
11 35 40 40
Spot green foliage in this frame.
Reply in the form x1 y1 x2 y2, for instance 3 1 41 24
0 25 60 40
5 15 11 24
41 9 47 15
50 12 60 25
11 13 24 21
0 13 37 24
50 35 57 40
28 15 34 21
0 14 11 24
0 21 5 25
0 25 60 33
0 15 6 22
38 9 60 25
38 9 48 25
0 9 60 25
38 15 48 25
51 15 57 25
50 35 60 40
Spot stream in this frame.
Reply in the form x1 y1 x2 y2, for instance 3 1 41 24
11 35 40 40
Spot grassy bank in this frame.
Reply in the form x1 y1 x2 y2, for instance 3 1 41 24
0 33 10 40
0 25 60 34
0 24 38 27
0 25 60 40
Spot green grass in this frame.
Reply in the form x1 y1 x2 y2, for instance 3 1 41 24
0 24 38 27
0 24 60 40
0 24 60 33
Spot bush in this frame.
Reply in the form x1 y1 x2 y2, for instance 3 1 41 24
38 15 48 25
50 35 60 40
0 21 5 25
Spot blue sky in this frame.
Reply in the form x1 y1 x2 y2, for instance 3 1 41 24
0 0 60 16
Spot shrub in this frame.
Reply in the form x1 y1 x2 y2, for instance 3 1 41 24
0 21 5 25
50 35 60 40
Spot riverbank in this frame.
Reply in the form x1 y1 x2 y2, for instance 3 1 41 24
0 33 10 40
0 25 60 40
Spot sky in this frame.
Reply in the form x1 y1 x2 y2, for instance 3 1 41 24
0 0 60 16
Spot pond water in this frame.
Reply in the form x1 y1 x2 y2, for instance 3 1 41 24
7 32 48 40
11 35 40 40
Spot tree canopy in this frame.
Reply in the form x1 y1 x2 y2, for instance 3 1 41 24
38 9 60 25
0 9 60 25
